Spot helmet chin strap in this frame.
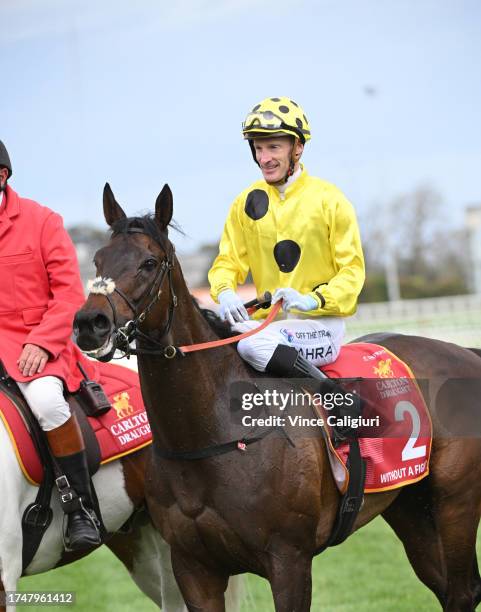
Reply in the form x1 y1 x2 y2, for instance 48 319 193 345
282 139 299 184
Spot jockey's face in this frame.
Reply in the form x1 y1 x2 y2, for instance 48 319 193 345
0 167 8 191
253 137 303 184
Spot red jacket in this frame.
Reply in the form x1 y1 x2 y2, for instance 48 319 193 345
0 185 85 391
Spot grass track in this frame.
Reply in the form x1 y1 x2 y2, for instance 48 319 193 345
18 515 461 611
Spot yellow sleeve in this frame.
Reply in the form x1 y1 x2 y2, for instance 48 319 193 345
208 197 250 303
309 192 365 316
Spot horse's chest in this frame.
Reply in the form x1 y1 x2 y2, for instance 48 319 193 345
148 465 244 554
147 462 208 518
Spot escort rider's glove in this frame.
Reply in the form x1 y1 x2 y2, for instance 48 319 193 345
272 288 317 312
218 289 249 325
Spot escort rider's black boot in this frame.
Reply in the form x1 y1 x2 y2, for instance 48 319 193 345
46 415 101 551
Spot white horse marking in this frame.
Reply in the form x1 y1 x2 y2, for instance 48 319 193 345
86 277 116 296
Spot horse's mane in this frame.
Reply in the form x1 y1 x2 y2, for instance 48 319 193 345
111 214 183 247
192 298 240 341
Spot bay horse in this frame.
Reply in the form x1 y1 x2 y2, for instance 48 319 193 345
0 369 242 612
74 182 481 611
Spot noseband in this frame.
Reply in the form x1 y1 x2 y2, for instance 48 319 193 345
104 228 178 358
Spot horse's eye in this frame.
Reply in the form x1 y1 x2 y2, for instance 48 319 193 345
140 258 158 272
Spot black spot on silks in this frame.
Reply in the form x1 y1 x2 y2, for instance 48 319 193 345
252 104 261 111
279 105 289 114
295 118 303 128
273 240 301 273
245 190 269 220
270 97 281 102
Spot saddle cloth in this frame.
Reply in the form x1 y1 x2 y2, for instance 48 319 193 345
319 342 432 494
0 360 152 486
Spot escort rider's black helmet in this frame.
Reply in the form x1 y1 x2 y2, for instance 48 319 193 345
0 140 12 178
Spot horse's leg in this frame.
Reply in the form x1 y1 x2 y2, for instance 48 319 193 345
434 495 478 612
107 514 188 611
428 439 481 612
381 484 447 607
170 550 228 612
0 425 25 612
0 563 21 612
267 546 312 612
471 553 481 608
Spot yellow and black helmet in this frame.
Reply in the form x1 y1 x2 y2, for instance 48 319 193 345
242 97 311 144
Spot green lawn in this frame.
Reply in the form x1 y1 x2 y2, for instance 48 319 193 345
17 516 452 611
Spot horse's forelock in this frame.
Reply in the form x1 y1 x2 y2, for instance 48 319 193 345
110 215 169 251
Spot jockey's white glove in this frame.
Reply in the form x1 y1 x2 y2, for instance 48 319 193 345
218 289 249 325
272 288 318 312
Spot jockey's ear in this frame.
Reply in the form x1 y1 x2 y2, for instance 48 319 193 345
103 182 127 227
155 184 173 231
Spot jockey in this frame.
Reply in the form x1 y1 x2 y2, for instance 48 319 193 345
0 140 101 550
208 97 365 395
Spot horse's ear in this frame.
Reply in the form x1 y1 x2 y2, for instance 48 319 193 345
103 182 127 227
155 184 173 231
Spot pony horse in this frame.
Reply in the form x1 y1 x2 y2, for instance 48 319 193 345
75 182 481 612
0 365 242 611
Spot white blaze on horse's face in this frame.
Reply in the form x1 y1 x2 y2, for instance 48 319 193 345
86 277 116 296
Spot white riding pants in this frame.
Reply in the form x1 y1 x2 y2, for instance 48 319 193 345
234 317 346 372
17 376 71 432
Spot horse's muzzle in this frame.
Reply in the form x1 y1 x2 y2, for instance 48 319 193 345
74 310 114 352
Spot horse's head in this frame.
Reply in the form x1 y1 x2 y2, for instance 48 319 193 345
74 182 176 361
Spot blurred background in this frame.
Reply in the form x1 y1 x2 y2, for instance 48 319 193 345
3 0 481 346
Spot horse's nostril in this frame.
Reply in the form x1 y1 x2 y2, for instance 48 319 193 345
93 314 111 333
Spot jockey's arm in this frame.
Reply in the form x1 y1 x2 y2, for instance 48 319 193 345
308 193 365 316
208 196 250 303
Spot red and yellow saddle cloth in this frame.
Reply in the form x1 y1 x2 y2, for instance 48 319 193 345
0 361 152 486
320 343 432 493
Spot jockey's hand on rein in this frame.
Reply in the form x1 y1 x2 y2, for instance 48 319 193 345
17 343 49 377
218 289 249 325
272 288 317 312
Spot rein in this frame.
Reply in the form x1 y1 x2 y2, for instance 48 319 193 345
125 301 282 359
99 227 281 359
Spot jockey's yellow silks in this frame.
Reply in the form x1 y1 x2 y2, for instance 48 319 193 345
208 167 365 320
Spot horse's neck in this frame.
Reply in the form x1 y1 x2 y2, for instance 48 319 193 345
138 271 250 452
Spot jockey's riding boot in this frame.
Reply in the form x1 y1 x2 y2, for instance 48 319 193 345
265 344 362 444
265 344 333 385
46 414 101 551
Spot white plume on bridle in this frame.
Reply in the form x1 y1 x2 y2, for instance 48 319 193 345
86 276 116 295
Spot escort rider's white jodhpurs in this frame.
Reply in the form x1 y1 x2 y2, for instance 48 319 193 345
17 375 72 431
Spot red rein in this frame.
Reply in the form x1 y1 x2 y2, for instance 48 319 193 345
179 301 282 354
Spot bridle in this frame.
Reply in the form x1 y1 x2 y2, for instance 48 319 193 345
104 228 179 359
92 228 281 360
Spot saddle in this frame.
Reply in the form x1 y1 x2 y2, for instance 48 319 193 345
0 359 152 572
0 362 103 473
